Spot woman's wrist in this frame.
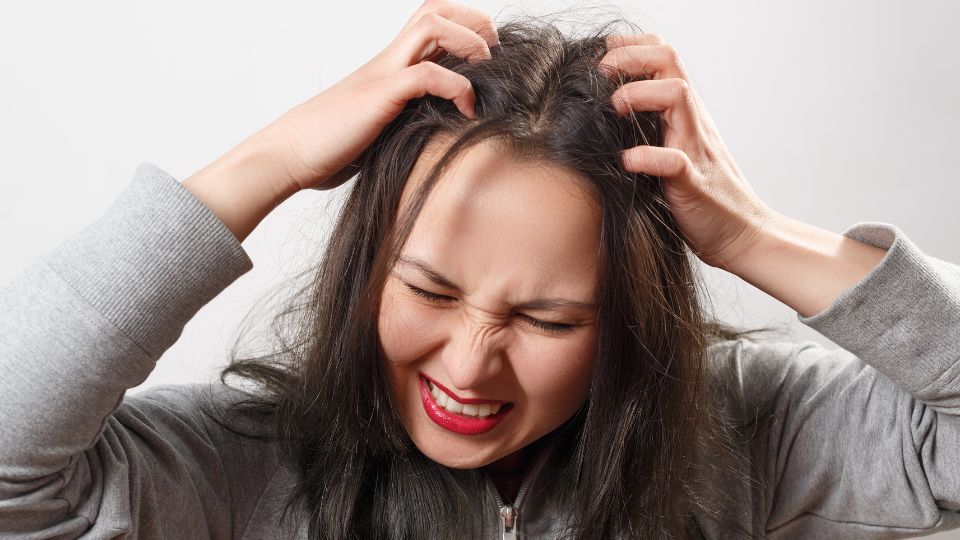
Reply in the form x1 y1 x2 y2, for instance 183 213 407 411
725 212 888 318
182 134 299 242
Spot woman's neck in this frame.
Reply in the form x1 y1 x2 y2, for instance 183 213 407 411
482 443 541 504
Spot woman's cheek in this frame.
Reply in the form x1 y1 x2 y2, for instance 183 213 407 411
378 288 448 366
512 329 597 416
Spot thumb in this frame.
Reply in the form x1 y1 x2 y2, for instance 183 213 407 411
621 145 691 180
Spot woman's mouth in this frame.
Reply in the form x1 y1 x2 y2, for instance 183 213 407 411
418 373 513 435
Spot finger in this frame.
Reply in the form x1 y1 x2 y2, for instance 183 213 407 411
406 0 499 48
610 78 700 139
396 11 492 67
621 145 692 179
605 33 664 49
393 61 477 119
599 44 689 81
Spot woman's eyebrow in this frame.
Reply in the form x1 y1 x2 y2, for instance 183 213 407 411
397 256 460 289
396 256 597 311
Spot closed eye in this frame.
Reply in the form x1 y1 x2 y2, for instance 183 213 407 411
404 282 456 303
402 283 576 335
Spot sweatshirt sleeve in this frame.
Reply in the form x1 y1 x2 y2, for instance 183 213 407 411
709 222 960 538
0 164 255 537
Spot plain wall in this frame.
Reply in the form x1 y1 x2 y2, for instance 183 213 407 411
1 1 957 537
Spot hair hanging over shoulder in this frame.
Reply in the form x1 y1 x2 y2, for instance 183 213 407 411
210 9 780 540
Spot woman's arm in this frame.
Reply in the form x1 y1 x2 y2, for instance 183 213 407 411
723 213 888 318
0 3 499 536
181 134 298 242
601 34 960 535
181 0 499 243
598 34 890 319
0 164 255 537
704 223 960 537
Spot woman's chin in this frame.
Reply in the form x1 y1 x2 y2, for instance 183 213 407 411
413 437 508 469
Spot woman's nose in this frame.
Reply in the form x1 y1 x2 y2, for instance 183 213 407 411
441 321 506 391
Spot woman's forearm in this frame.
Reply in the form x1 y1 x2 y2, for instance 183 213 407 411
725 212 889 319
182 135 299 242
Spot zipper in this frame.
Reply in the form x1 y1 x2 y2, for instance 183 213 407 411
489 479 521 540
485 440 555 540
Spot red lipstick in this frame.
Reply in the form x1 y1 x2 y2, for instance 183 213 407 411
419 373 508 405
418 374 512 435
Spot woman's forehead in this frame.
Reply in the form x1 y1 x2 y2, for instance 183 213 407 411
398 138 601 301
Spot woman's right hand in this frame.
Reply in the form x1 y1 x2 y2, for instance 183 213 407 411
257 0 498 193
183 0 497 241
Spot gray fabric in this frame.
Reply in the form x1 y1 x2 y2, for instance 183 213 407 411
0 163 958 539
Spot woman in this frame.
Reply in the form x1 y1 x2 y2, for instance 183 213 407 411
1 1 958 538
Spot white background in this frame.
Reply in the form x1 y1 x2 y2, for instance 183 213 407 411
1 1 957 536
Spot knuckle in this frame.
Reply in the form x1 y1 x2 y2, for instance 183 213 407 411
661 150 685 176
671 77 691 98
483 14 497 33
605 45 627 63
414 11 442 32
645 32 664 44
661 44 684 71
471 33 490 54
404 61 433 84
416 61 440 77
485 20 498 42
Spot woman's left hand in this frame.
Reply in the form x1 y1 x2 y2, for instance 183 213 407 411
598 34 776 270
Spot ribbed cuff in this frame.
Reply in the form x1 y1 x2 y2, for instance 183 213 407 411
43 163 253 359
798 222 960 401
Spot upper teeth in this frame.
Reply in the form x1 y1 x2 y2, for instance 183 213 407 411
429 381 502 417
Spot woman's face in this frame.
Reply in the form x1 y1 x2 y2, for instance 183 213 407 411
377 137 601 469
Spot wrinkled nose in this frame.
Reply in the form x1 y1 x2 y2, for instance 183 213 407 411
441 320 506 391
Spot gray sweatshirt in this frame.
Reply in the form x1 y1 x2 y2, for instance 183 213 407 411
1 163 959 539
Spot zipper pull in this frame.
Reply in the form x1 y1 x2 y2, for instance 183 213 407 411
499 505 518 540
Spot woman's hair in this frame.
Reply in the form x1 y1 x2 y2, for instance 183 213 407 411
211 12 779 540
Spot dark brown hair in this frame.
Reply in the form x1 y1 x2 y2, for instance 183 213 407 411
214 13 776 540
